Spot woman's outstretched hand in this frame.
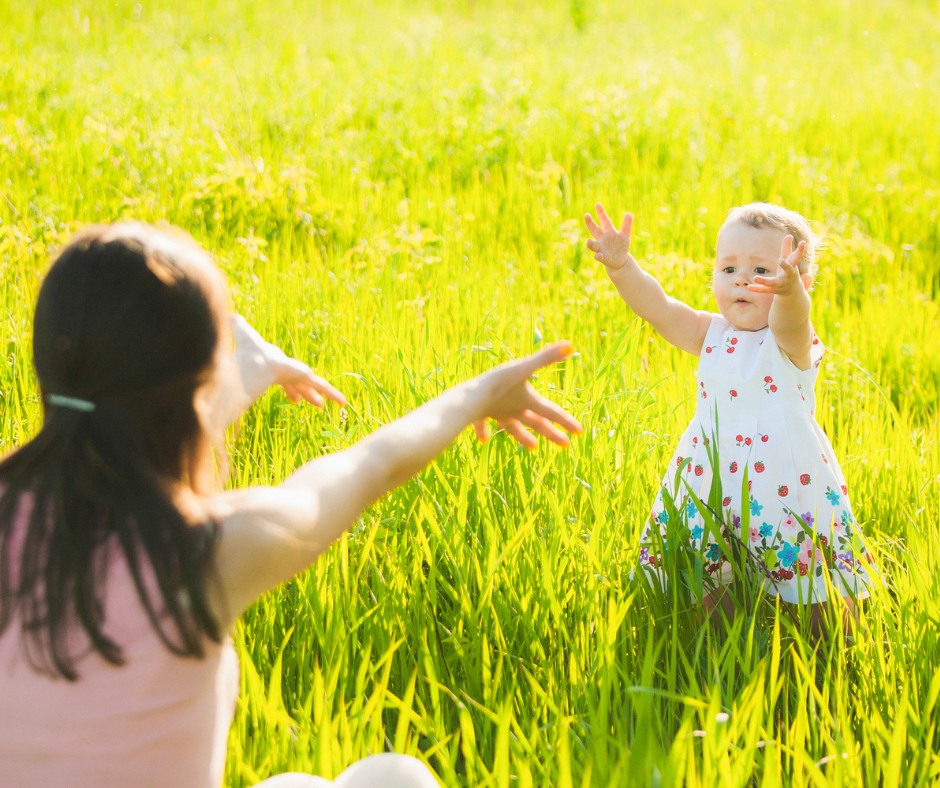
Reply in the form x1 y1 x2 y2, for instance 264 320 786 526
230 315 345 408
471 341 582 448
584 203 634 271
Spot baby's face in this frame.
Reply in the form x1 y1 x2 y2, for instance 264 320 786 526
713 221 789 331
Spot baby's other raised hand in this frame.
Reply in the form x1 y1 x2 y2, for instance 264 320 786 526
584 203 634 271
749 235 810 297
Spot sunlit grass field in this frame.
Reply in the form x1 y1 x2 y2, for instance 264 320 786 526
2 0 940 785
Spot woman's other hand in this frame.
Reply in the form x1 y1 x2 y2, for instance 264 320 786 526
230 315 345 408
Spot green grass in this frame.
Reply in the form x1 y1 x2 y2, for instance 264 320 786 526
1 0 939 785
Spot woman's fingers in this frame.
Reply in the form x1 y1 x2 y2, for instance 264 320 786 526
493 342 574 395
499 418 538 449
297 384 326 408
281 383 301 403
309 375 347 406
527 392 583 435
473 341 580 449
517 409 571 447
514 340 574 379
472 419 491 442
285 380 326 406
275 357 347 408
480 394 581 447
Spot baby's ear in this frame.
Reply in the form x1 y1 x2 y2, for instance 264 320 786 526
800 272 814 292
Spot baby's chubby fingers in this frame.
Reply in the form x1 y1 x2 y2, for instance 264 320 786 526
749 273 784 292
595 202 615 232
747 282 776 294
786 240 806 268
750 258 801 294
585 238 612 264
778 258 798 276
584 212 603 240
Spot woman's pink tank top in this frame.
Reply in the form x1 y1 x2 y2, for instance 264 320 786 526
0 498 239 788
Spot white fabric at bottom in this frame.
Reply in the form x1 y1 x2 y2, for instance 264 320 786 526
255 754 440 788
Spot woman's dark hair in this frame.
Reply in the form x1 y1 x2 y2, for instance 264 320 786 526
0 223 229 680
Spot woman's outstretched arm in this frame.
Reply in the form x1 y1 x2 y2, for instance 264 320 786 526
210 342 581 624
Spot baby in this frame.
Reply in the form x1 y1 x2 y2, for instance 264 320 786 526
585 202 871 629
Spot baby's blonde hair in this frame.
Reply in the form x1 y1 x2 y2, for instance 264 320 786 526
720 203 821 278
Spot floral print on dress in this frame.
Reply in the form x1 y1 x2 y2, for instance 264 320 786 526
637 314 873 604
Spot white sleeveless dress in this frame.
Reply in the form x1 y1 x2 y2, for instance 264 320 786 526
638 315 872 603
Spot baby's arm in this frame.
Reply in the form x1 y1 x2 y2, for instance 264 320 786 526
749 236 814 370
585 204 711 356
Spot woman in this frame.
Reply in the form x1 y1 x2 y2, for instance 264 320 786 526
0 223 581 787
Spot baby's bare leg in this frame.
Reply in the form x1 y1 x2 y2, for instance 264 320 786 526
804 596 858 640
702 586 736 623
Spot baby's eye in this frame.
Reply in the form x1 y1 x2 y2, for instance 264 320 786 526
755 267 770 275
722 266 735 274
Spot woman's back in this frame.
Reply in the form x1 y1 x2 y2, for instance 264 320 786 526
0 503 239 788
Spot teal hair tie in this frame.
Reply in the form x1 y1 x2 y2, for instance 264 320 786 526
48 394 96 412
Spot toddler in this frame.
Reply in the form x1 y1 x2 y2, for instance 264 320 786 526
584 203 871 622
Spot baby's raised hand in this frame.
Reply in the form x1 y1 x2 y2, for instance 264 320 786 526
749 235 808 297
584 203 634 271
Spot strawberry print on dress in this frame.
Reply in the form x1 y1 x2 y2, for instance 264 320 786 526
639 315 872 604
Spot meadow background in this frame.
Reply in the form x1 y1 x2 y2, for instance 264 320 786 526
2 0 940 785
